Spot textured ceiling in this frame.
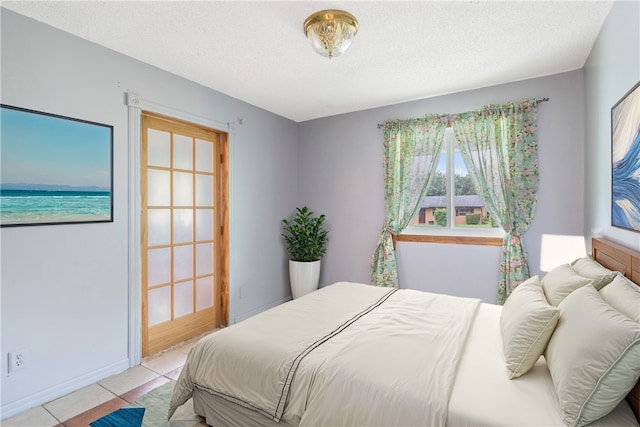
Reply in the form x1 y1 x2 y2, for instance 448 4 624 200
2 1 613 122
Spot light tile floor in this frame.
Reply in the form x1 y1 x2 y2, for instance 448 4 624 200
2 335 211 427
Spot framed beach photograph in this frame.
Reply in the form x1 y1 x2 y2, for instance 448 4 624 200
0 105 113 227
611 81 640 232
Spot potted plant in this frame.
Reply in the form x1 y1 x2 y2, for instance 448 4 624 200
281 206 329 298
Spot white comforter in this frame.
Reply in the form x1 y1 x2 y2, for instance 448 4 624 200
297 285 480 426
169 282 481 426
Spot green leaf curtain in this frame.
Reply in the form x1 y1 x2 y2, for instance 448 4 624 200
452 100 539 304
371 99 540 302
370 116 448 287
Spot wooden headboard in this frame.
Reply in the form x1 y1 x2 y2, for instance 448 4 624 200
593 238 640 285
591 237 640 422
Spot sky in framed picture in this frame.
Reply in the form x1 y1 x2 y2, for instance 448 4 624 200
611 81 640 233
0 105 113 227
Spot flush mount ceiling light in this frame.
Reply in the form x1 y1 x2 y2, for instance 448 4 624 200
303 9 358 59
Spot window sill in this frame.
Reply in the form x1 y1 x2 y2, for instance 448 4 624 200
394 234 503 247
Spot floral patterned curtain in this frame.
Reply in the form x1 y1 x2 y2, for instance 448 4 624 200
452 100 540 304
371 116 448 287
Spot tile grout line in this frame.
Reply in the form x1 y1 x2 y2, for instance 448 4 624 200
96 383 119 397
41 405 63 425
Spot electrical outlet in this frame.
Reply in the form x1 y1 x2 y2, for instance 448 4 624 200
239 286 245 299
8 349 27 373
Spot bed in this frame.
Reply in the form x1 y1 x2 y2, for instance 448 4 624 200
169 237 640 427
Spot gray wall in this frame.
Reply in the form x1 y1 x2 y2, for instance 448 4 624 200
1 9 299 417
584 0 640 251
299 70 587 303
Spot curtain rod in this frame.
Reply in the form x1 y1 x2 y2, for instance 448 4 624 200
376 97 550 129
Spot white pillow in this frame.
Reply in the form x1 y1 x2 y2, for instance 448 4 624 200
570 256 612 277
541 263 592 306
570 257 616 290
500 276 559 379
545 284 640 427
600 272 640 323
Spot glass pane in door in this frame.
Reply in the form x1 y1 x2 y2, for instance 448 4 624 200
173 134 193 170
173 209 193 244
195 139 213 172
196 276 214 310
148 209 171 246
147 129 171 168
174 280 194 318
173 172 193 206
148 286 171 326
173 245 193 281
195 209 214 241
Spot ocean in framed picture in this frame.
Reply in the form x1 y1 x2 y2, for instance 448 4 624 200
0 187 111 224
611 81 640 233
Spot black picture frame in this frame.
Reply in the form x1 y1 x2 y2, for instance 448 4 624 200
0 104 114 227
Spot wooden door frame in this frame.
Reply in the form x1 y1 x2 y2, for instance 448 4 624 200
126 92 230 366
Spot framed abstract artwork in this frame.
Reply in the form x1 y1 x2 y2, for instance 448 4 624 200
611 81 640 233
0 105 113 227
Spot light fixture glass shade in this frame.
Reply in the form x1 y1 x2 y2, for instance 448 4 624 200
304 10 358 59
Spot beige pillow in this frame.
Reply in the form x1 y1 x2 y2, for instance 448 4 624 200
570 256 616 290
570 256 612 277
600 272 640 322
545 284 640 427
500 276 559 379
541 263 592 306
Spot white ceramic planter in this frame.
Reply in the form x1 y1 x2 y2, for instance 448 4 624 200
289 259 321 299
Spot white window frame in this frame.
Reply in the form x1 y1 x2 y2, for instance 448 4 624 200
402 129 505 239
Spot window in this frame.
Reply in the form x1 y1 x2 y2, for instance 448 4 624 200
405 128 503 239
456 207 474 216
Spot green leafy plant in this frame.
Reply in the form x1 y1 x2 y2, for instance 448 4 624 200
466 213 481 225
434 208 447 227
281 206 328 262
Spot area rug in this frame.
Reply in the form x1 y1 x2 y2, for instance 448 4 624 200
90 407 145 427
90 381 204 427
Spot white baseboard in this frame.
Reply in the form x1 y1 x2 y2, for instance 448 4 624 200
1 358 130 421
234 295 291 323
